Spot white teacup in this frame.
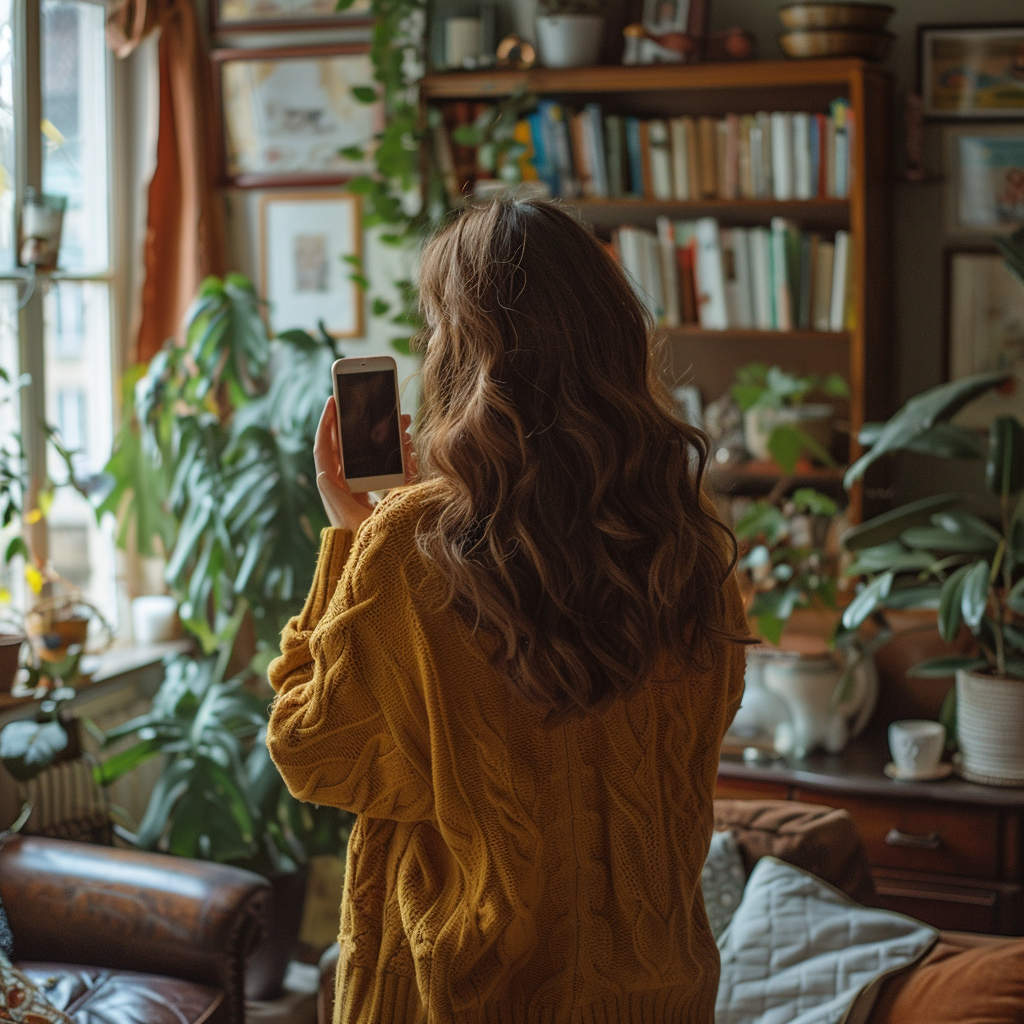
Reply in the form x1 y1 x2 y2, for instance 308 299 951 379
888 719 946 778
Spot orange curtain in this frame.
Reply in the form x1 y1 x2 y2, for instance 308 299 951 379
107 0 227 362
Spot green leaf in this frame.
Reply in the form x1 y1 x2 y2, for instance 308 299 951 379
4 535 29 563
845 370 1011 488
734 503 788 543
880 584 942 610
339 145 365 160
0 720 68 782
908 656 989 678
986 415 1024 497
351 86 378 105
901 525 998 554
371 297 392 317
790 488 838 516
901 422 988 460
1009 576 1024 615
822 373 850 398
754 614 785 646
844 542 935 575
939 684 958 748
960 559 991 629
841 570 894 630
93 737 166 786
938 563 972 642
842 494 962 552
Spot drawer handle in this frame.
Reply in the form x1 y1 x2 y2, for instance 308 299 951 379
885 828 942 850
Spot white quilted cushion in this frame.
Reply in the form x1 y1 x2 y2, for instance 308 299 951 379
716 856 937 1024
702 829 746 940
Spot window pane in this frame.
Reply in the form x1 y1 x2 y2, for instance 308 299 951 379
0 0 15 270
44 280 116 624
0 282 21 609
41 0 108 272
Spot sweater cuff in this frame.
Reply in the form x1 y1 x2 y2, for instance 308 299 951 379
295 527 355 631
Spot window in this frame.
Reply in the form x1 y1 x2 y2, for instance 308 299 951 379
0 0 118 624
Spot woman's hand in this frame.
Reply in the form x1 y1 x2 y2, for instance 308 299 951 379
314 397 417 532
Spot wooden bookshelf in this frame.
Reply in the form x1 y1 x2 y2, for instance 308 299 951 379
420 59 892 522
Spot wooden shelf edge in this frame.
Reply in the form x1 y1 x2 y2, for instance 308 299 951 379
665 327 850 341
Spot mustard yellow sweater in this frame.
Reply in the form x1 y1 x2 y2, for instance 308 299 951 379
267 484 746 1024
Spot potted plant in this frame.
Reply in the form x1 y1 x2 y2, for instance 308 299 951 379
732 363 850 473
840 361 1024 784
732 487 876 757
535 0 606 68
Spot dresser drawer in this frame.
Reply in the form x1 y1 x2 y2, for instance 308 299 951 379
715 778 790 802
791 788 1000 879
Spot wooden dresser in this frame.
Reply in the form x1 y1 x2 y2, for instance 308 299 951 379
717 730 1024 935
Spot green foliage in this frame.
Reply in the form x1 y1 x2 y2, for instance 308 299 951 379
536 0 603 15
840 368 1024 680
0 683 76 782
735 488 841 645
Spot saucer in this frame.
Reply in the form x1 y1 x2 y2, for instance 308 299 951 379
884 761 953 782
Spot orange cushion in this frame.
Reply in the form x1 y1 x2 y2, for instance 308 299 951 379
869 938 1024 1024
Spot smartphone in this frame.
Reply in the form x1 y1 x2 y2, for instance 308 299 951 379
331 356 406 492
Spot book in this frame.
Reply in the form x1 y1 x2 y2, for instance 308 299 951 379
694 217 728 330
813 239 835 331
583 104 608 198
639 120 655 199
512 118 538 183
640 229 664 321
755 111 773 197
813 112 827 198
824 114 837 198
604 115 626 199
538 100 577 198
698 115 718 198
669 117 691 200
625 116 644 198
738 114 755 198
770 216 794 330
797 232 813 330
656 216 681 327
792 112 813 200
674 221 699 324
844 106 856 198
428 107 460 203
683 117 700 204
715 119 729 199
829 229 850 331
723 113 740 200
527 110 558 196
843 233 856 329
731 226 755 329
648 120 674 201
770 112 793 201
569 111 592 197
832 99 851 199
749 226 774 330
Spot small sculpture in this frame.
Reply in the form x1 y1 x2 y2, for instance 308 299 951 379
496 33 537 70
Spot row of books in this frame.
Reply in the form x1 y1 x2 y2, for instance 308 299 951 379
525 100 855 203
613 217 855 332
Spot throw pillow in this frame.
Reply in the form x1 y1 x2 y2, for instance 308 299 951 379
716 856 937 1024
0 952 75 1024
867 937 1024 1024
0 892 12 961
701 828 746 940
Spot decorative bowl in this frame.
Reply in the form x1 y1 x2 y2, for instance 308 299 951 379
779 28 894 60
778 3 894 32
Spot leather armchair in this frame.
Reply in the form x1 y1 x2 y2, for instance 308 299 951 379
0 835 270 1024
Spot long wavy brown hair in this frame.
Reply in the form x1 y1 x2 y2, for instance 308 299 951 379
414 197 745 721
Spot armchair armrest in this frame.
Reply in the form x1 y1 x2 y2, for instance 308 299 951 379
0 836 269 1014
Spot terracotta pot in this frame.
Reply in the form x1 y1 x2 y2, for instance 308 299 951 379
956 670 1024 787
0 633 25 693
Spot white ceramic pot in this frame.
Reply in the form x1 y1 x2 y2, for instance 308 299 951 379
742 403 834 462
956 669 1024 786
535 15 605 68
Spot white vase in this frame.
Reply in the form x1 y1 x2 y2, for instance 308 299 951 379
956 669 1024 786
535 15 605 68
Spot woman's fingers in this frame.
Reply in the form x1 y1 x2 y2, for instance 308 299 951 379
314 396 341 481
314 397 373 530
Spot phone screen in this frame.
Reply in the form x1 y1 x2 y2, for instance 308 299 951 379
335 369 403 479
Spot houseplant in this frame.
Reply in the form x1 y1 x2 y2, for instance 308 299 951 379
732 363 850 473
535 0 606 68
840 361 1024 784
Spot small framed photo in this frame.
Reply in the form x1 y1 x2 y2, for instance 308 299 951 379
945 248 1024 427
629 0 709 63
211 0 371 33
919 24 1024 120
944 125 1024 236
260 192 364 338
212 45 382 188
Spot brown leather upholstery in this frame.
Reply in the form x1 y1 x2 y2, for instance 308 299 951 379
0 836 270 1024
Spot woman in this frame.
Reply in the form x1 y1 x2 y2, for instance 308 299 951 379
267 198 749 1024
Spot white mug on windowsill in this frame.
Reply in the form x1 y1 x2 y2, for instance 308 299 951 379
131 595 181 646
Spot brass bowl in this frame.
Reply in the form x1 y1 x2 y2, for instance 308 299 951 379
779 28 894 60
779 3 894 32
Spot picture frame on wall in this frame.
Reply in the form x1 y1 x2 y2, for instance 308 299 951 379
260 192 364 339
212 45 382 188
211 0 371 33
945 248 1024 427
919 24 1024 120
944 125 1024 236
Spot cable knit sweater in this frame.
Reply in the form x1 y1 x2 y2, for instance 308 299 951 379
267 483 747 1024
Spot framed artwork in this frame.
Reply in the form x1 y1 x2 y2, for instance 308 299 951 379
945 248 1024 427
626 0 709 63
260 192 364 338
212 45 382 188
919 24 1024 120
211 0 371 33
944 125 1024 235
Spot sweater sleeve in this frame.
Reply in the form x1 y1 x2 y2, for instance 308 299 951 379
266 517 434 822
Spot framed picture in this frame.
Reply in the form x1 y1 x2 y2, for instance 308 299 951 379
919 24 1024 120
944 125 1024 235
627 0 709 63
211 0 371 33
260 192 364 338
212 45 382 188
945 248 1024 427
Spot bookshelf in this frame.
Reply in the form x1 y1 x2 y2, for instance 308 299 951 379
419 59 892 522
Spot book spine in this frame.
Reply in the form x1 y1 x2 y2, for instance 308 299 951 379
770 216 793 331
830 229 849 331
792 112 812 200
755 111 773 198
669 117 690 201
648 119 673 201
749 226 773 331
674 220 698 325
731 226 755 330
625 116 644 199
831 99 851 199
825 114 837 198
714 119 729 200
723 112 740 200
656 215 681 327
683 117 700 204
694 217 728 330
569 110 592 197
528 110 557 196
797 232 813 330
604 115 624 199
813 239 835 331
738 115 755 199
698 115 718 198
584 103 609 198
770 111 793 201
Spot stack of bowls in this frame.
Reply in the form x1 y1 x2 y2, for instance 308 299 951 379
778 3 894 61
